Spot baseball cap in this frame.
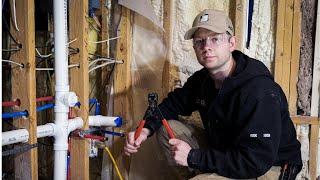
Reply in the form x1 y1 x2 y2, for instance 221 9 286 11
184 9 234 40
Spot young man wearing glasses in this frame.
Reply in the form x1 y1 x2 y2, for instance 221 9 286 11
124 9 302 179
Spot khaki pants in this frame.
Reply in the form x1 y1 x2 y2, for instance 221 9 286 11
157 120 281 180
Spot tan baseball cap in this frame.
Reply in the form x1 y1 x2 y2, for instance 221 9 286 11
184 9 234 40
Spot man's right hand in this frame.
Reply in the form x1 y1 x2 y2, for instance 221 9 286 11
124 128 150 156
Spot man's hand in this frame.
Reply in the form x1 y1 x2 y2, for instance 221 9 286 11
169 138 192 166
124 128 150 156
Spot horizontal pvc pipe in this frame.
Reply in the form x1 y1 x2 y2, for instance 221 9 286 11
37 123 56 138
67 117 84 134
36 96 54 103
2 129 29 146
37 103 55 112
89 115 122 127
2 110 28 119
2 123 57 146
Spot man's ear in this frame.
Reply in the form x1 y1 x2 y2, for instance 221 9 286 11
229 36 236 51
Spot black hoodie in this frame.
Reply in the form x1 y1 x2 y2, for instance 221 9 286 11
144 50 302 178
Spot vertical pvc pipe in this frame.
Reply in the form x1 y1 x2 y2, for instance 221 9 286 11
53 0 69 179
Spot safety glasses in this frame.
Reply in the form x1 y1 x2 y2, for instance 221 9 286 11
193 33 229 49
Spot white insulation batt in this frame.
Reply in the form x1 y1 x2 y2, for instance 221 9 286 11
126 0 314 179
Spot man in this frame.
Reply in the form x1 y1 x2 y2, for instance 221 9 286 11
124 9 302 179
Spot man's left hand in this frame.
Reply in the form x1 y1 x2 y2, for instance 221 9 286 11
169 138 192 166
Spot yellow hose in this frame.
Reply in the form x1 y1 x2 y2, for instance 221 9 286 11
104 147 124 180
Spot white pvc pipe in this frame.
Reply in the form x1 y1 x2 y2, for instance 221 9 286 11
68 117 84 134
53 114 69 180
2 123 56 146
2 129 29 146
37 123 56 138
89 115 122 127
54 0 68 89
53 0 69 179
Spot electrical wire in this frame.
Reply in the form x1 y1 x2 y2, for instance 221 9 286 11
2 47 20 52
89 58 122 67
35 68 55 71
87 53 117 99
36 64 80 71
67 38 77 45
104 147 123 180
88 62 114 73
35 39 79 58
36 48 52 58
88 36 120 44
88 61 123 73
2 59 24 67
2 15 21 46
12 0 20 31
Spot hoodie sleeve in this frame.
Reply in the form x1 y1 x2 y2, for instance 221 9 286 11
187 90 282 178
144 71 201 136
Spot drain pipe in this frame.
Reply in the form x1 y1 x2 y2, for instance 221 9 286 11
89 116 122 127
53 0 78 179
2 118 84 146
2 123 56 146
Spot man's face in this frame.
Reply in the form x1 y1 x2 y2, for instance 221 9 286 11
193 28 236 72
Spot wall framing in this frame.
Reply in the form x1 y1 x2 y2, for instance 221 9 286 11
113 5 133 180
69 0 90 179
10 0 38 179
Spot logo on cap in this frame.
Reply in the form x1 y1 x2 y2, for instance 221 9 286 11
200 14 209 22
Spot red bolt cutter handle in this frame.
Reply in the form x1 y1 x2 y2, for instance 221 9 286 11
162 119 175 139
134 120 146 140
